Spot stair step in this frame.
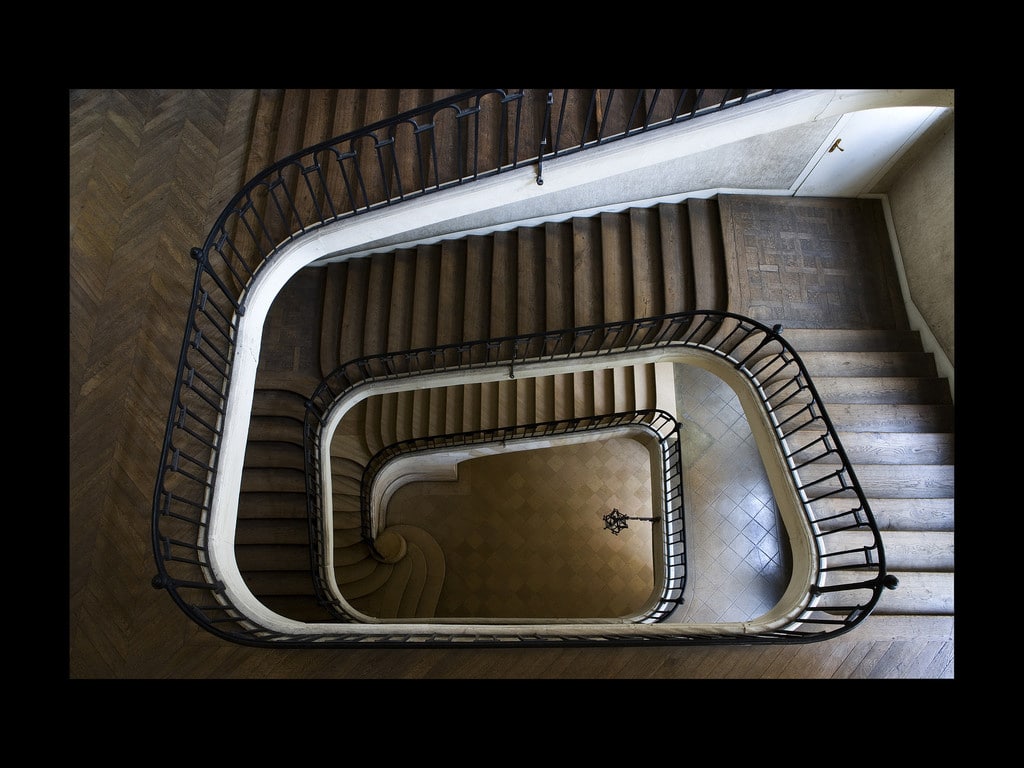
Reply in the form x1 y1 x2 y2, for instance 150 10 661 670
394 390 415 443
237 491 308 520
462 383 482 432
331 472 362 496
871 571 954 615
464 236 493 345
659 202 694 314
339 257 369 362
554 373 574 420
516 377 536 427
688 198 725 311
410 245 441 350
545 221 574 330
379 392 399 447
812 376 952 405
780 328 926 353
798 463 954 499
258 595 336 622
535 375 555 423
335 538 372 566
601 211 633 323
630 206 664 318
437 239 467 346
825 530 954 570
235 519 310 546
320 262 345 376
251 388 308 419
387 249 417 354
612 366 633 412
362 253 393 357
633 363 656 411
798 350 938 378
573 370 594 418
573 216 602 327
797 431 954 465
428 386 452 438
243 442 305 471
338 558 392 598
443 384 462 434
810 497 954 533
393 545 428 618
593 368 615 414
845 614 954 643
236 544 309 571
247 415 305 445
517 226 546 335
392 525 445 617
490 231 517 339
777 402 954 434
242 571 317 597
240 467 306 494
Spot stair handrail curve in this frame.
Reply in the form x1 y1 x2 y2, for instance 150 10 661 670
316 408 686 624
303 311 895 642
150 88 802 647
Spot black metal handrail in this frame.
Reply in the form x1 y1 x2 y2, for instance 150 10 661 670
323 408 686 623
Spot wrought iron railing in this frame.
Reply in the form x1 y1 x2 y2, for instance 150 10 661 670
305 408 685 623
149 87 900 650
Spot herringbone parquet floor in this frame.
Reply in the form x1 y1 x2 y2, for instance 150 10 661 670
69 89 953 680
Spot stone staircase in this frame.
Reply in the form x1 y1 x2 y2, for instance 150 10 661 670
230 89 953 635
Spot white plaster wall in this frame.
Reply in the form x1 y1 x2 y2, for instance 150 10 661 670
885 121 955 366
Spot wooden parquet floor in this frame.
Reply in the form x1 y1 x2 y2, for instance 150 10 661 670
69 89 952 680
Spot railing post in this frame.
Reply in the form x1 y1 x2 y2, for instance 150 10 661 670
536 91 553 185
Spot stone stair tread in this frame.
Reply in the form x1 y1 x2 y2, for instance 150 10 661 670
811 497 954 532
244 442 305 470
843 614 954 642
797 350 938 378
335 538 372 566
779 328 925 352
258 595 336 622
804 431 954 465
798 463 954 499
601 211 633 323
812 376 952 405
870 571 954 615
240 467 307 494
776 402 953 433
235 518 310 546
236 544 310 572
389 524 445 617
247 415 306 445
237 491 308 519
824 530 954 570
336 555 388 592
242 570 317 597
629 206 664 318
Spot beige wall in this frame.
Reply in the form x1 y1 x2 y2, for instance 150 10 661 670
885 117 955 366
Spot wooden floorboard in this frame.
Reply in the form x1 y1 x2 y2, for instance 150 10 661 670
69 89 954 680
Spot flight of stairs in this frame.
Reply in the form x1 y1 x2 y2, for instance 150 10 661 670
773 328 955 622
230 89 953 637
